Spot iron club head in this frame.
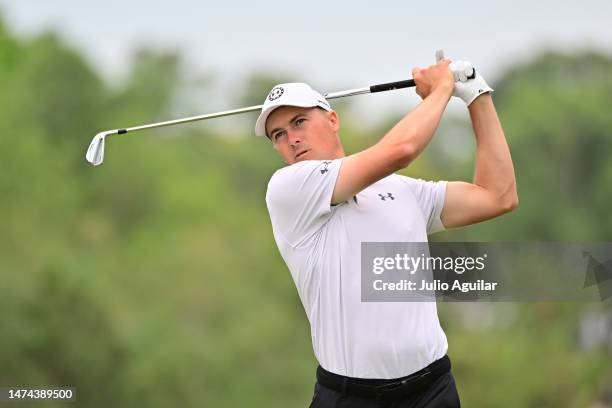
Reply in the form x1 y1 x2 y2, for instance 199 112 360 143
86 131 111 166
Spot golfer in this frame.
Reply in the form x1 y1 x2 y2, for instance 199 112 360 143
256 56 518 407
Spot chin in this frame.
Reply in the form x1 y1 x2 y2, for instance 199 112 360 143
293 152 310 163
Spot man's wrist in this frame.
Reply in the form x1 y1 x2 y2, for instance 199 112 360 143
468 92 493 111
432 83 454 98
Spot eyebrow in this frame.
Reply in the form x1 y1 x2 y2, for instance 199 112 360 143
268 114 304 138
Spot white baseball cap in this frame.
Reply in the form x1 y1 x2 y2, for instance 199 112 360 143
254 82 332 137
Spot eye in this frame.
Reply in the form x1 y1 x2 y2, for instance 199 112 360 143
295 118 305 126
273 130 286 141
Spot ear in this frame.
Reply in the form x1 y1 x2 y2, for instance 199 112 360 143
328 110 339 132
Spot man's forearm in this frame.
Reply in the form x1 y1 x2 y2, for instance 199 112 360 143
469 94 518 206
380 85 453 162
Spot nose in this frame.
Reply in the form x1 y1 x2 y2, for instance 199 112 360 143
287 129 302 146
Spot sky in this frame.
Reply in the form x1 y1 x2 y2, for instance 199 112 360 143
1 0 611 122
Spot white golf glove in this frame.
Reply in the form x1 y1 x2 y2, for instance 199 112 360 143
436 50 493 106
451 60 493 105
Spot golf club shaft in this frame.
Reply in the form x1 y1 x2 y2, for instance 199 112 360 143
109 79 417 136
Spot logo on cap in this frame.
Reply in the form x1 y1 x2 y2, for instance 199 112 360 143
268 87 284 101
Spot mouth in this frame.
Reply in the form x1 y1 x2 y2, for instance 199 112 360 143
295 149 309 160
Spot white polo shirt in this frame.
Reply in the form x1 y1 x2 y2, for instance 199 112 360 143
265 158 449 379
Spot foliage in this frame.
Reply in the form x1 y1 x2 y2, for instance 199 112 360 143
0 14 610 407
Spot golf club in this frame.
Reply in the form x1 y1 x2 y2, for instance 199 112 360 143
86 53 474 167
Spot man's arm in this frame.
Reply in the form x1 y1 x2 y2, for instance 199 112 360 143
440 94 519 228
331 60 454 205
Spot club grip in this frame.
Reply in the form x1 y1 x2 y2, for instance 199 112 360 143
369 67 476 95
369 79 416 93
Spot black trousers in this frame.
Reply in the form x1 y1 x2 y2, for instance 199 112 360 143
309 371 461 408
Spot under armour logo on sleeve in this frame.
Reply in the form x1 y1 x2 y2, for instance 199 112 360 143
320 161 331 174
378 193 395 201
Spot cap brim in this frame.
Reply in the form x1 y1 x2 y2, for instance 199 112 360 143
254 101 331 137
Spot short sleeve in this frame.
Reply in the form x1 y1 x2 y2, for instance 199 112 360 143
399 177 448 234
266 159 343 247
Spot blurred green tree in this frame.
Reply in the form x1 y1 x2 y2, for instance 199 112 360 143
0 10 610 406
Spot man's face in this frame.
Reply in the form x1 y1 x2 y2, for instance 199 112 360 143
265 106 342 164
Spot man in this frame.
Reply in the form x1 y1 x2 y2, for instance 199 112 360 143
256 55 518 407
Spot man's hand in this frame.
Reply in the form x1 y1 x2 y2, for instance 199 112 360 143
412 59 455 100
450 60 494 106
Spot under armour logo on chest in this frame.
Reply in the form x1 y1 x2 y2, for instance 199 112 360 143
320 161 331 174
378 193 395 201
